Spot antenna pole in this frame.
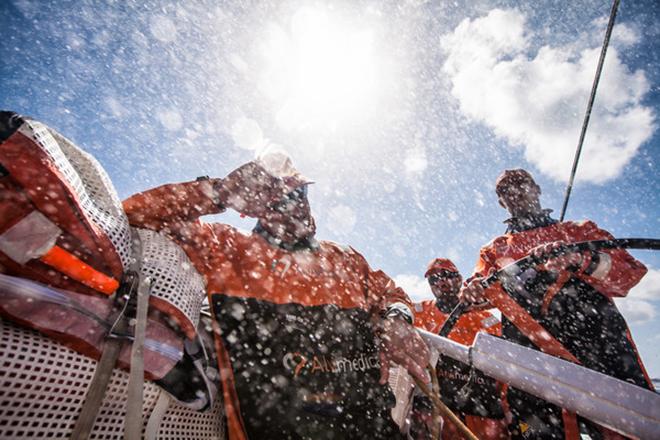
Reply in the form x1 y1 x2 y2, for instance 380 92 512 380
560 0 620 221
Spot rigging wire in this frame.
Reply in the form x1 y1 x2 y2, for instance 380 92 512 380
559 0 621 221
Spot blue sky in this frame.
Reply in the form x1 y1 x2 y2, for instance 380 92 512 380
1 0 659 378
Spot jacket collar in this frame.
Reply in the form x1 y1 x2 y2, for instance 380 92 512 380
504 209 557 233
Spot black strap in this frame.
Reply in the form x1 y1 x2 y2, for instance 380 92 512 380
0 111 25 144
438 303 469 337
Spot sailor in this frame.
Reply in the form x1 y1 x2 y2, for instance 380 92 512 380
123 151 430 440
460 169 653 440
411 258 508 440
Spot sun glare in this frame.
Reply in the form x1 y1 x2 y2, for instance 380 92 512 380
259 7 385 133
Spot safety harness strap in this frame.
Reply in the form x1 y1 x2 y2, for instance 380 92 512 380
144 390 171 440
123 239 150 439
69 318 127 440
483 282 578 363
70 230 144 440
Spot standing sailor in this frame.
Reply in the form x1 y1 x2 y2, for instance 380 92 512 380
123 152 429 440
460 169 652 440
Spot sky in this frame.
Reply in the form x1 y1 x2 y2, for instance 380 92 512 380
1 0 659 378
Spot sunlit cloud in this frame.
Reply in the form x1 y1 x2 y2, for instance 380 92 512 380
616 299 657 325
404 148 428 175
394 274 433 303
231 117 266 151
628 267 660 301
441 8 655 184
615 267 660 324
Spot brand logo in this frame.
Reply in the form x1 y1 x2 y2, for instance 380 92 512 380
436 368 488 385
271 258 292 277
282 351 380 377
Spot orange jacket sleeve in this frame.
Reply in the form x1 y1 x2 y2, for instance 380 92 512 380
367 268 412 310
122 179 224 232
472 237 502 278
348 248 413 316
569 221 647 298
468 239 505 303
470 221 647 299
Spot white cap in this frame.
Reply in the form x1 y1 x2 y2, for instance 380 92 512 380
256 150 313 192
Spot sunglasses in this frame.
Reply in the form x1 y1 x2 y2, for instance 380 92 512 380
287 185 308 200
427 271 460 285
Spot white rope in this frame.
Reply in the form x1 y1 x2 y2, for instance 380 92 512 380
144 390 172 440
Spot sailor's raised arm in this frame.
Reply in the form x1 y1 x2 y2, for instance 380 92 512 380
123 161 291 230
123 179 224 230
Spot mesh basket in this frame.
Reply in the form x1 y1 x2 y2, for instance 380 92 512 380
17 120 132 271
15 120 206 338
136 228 207 339
0 319 225 439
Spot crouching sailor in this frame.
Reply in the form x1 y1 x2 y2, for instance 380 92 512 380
123 151 430 440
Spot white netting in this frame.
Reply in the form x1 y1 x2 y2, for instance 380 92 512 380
17 120 206 336
0 319 224 439
156 398 224 439
136 228 207 335
18 120 132 271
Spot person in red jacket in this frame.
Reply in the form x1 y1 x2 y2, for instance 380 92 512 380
460 169 652 440
411 258 508 440
123 152 429 440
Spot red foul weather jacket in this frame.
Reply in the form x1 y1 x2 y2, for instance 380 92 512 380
472 214 651 440
123 179 412 440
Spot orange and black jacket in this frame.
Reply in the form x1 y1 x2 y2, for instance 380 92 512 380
472 211 652 439
124 180 412 440
472 212 652 388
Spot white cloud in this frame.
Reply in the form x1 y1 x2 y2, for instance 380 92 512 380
13 0 39 20
441 8 655 183
615 298 656 325
231 117 266 151
615 267 660 324
628 267 660 300
394 273 433 303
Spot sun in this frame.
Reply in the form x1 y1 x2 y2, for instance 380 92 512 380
258 6 386 133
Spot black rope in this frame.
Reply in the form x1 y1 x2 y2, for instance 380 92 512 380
559 0 621 221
